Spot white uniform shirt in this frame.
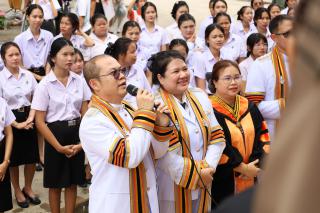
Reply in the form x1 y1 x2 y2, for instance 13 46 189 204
14 28 53 69
231 20 257 43
76 0 91 32
155 88 225 202
221 33 247 61
245 52 292 140
166 22 181 41
80 103 168 213
0 67 37 110
54 33 86 53
31 71 91 123
0 97 16 141
139 25 170 59
32 0 61 20
239 55 254 81
85 32 118 60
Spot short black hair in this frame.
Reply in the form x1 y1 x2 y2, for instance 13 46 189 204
210 0 228 9
61 13 79 34
269 14 293 34
246 33 268 57
171 1 189 20
204 23 225 47
169 39 189 54
214 12 231 24
237 6 252 21
0 41 21 65
177 13 195 29
90 13 107 26
122 20 141 36
141 2 157 20
104 37 136 60
253 7 270 26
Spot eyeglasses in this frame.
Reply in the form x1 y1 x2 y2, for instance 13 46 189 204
97 67 128 80
219 75 242 84
274 30 291 38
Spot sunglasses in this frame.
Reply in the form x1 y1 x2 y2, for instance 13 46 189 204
98 67 128 80
275 30 291 38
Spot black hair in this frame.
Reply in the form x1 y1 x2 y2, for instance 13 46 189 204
141 2 157 21
209 60 241 93
122 20 141 36
214 12 232 24
237 6 252 21
90 13 108 26
269 14 293 34
169 39 189 54
205 23 225 47
104 37 135 60
26 4 43 16
60 13 79 34
267 3 281 15
210 0 228 9
246 33 268 57
148 50 185 85
74 48 84 61
0 41 21 65
254 7 270 26
171 1 189 20
177 13 195 29
48 37 73 67
251 0 264 9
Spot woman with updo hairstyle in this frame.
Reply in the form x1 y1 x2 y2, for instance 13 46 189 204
267 3 282 20
54 12 94 56
253 7 274 51
105 37 151 107
32 37 91 213
139 2 169 59
166 1 189 40
87 13 118 61
239 33 268 84
14 4 53 82
149 50 225 213
208 60 269 207
0 41 40 208
232 6 256 42
177 13 205 51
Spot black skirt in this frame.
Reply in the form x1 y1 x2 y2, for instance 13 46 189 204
10 107 39 167
44 119 85 188
0 141 13 212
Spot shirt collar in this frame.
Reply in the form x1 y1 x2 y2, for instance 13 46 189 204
26 28 45 41
3 67 26 79
141 25 159 32
47 70 77 83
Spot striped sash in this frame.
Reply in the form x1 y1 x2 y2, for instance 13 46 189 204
91 95 150 213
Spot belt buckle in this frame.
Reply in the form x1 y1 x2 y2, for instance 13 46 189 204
68 120 76 127
17 107 25 112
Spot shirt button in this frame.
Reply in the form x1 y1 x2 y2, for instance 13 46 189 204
124 113 127 117
147 187 150 191
195 129 199 134
196 148 201 152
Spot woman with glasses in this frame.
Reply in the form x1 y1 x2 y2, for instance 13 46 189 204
31 37 91 213
208 60 270 207
105 37 151 107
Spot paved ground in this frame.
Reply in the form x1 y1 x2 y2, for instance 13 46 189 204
0 0 250 212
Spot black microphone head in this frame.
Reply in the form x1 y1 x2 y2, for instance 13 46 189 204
126 84 139 96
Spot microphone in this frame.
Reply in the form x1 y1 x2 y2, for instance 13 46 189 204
126 84 139 96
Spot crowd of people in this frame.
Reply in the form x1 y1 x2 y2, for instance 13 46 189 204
0 0 298 212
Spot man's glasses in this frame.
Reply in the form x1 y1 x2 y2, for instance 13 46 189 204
97 67 128 80
275 30 291 38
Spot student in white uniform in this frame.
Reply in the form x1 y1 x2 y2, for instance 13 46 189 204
214 12 247 62
75 0 91 34
32 38 91 213
239 33 268 91
267 3 281 20
71 48 85 77
198 0 229 41
122 21 149 72
86 13 118 61
232 6 256 43
251 0 264 11
169 39 196 88
0 96 15 213
139 2 169 59
33 0 61 35
281 0 297 14
105 38 151 107
176 14 205 51
245 15 293 140
194 24 233 93
166 1 189 41
54 13 94 56
0 42 40 208
14 4 53 81
149 50 225 213
80 54 171 213
253 8 274 52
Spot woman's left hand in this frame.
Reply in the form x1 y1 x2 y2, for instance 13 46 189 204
154 101 170 127
66 144 82 158
0 162 9 182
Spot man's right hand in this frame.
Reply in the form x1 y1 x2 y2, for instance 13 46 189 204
136 89 155 111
